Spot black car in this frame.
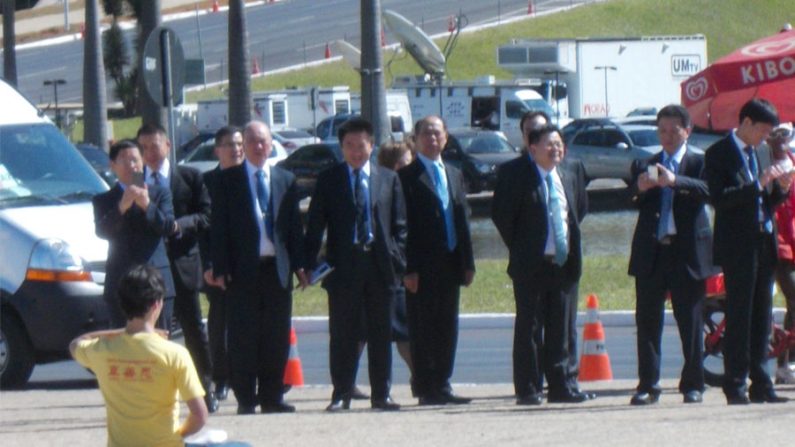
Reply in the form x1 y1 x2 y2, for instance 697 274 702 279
442 128 519 193
277 143 342 199
75 143 116 186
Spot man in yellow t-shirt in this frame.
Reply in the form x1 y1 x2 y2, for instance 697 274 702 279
71 265 208 447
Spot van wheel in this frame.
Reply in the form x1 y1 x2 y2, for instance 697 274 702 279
0 313 35 389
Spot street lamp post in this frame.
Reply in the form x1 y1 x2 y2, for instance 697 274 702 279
43 79 67 129
593 65 617 117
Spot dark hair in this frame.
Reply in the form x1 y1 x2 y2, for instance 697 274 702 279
109 139 140 161
526 124 562 146
214 126 241 146
656 104 692 128
338 117 373 143
739 98 779 126
520 110 551 135
377 142 411 170
136 122 168 140
117 265 166 320
413 115 448 136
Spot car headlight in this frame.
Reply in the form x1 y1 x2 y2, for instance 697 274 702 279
26 238 92 282
474 161 493 174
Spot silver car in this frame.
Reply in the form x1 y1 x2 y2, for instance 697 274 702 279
566 124 666 184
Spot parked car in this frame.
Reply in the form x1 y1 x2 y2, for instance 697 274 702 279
274 129 319 154
565 123 671 184
443 128 520 193
315 113 360 144
276 143 342 199
177 132 214 161
0 79 110 388
75 143 116 186
179 135 287 173
561 118 613 144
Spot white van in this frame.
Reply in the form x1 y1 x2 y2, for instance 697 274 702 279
0 79 110 388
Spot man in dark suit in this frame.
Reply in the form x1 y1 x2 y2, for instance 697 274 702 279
704 98 793 405
93 140 175 331
492 124 591 405
137 124 217 412
305 117 407 412
199 126 244 402
399 115 475 405
209 121 307 415
628 105 718 405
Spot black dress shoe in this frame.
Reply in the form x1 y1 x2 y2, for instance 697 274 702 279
214 382 229 401
630 392 660 406
325 398 351 412
205 392 219 414
237 405 257 415
547 390 589 404
351 386 370 400
418 394 447 406
371 397 401 411
516 394 543 406
749 390 789 403
572 389 597 400
726 394 751 405
441 392 472 405
683 390 703 404
261 402 296 413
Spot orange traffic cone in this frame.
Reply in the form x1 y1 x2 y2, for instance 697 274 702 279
324 42 331 59
447 15 456 32
283 327 304 387
527 0 535 15
578 294 613 381
251 57 260 75
211 0 220 13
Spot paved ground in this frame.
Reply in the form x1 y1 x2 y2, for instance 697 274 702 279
2 379 794 446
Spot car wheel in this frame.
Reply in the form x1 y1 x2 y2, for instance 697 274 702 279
0 312 35 389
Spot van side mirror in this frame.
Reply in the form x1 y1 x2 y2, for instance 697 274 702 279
616 142 629 150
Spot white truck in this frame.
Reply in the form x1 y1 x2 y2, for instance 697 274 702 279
349 89 415 141
497 35 707 119
394 75 564 147
194 86 352 134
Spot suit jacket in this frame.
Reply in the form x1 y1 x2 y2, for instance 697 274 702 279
704 135 787 266
491 156 588 282
199 165 222 273
628 147 718 280
93 183 176 301
305 162 407 290
211 163 305 289
145 165 211 289
399 158 475 283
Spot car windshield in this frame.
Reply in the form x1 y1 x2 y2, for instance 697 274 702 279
628 129 660 147
455 134 516 154
0 123 108 209
185 141 216 162
523 99 556 118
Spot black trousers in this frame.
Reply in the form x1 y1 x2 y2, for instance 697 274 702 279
206 285 229 384
172 271 213 390
634 242 705 394
227 258 292 407
406 252 460 398
328 248 393 401
512 261 574 397
722 234 776 398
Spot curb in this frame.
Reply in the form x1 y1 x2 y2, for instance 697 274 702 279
290 308 788 334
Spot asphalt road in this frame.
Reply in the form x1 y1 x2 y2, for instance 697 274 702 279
28 322 693 389
12 0 591 104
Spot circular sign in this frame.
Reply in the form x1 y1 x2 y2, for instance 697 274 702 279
142 26 185 106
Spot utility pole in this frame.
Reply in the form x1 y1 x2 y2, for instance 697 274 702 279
44 79 66 129
360 0 391 147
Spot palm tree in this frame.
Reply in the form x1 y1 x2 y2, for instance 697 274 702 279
2 0 17 86
228 0 251 126
83 0 109 151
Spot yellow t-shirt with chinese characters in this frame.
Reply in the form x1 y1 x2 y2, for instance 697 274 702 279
73 332 205 447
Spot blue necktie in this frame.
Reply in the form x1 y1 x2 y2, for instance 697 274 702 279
255 170 274 241
546 172 568 266
353 169 369 245
658 157 677 240
433 162 457 251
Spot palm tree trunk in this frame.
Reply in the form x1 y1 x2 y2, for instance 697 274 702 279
228 0 251 126
2 0 17 86
83 0 109 151
137 0 164 127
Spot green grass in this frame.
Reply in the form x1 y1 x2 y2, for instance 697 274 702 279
185 0 792 103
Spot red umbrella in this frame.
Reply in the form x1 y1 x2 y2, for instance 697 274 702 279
681 29 795 130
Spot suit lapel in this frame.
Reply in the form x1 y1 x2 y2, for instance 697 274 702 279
557 165 576 222
271 167 285 224
417 160 437 197
369 164 381 209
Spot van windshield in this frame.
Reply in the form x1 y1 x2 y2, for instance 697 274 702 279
0 123 108 209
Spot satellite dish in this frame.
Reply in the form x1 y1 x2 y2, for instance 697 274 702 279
334 40 361 71
382 10 446 77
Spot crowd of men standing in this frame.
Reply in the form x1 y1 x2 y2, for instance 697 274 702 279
90 98 794 417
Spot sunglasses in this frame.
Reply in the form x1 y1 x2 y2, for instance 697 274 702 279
771 128 793 139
